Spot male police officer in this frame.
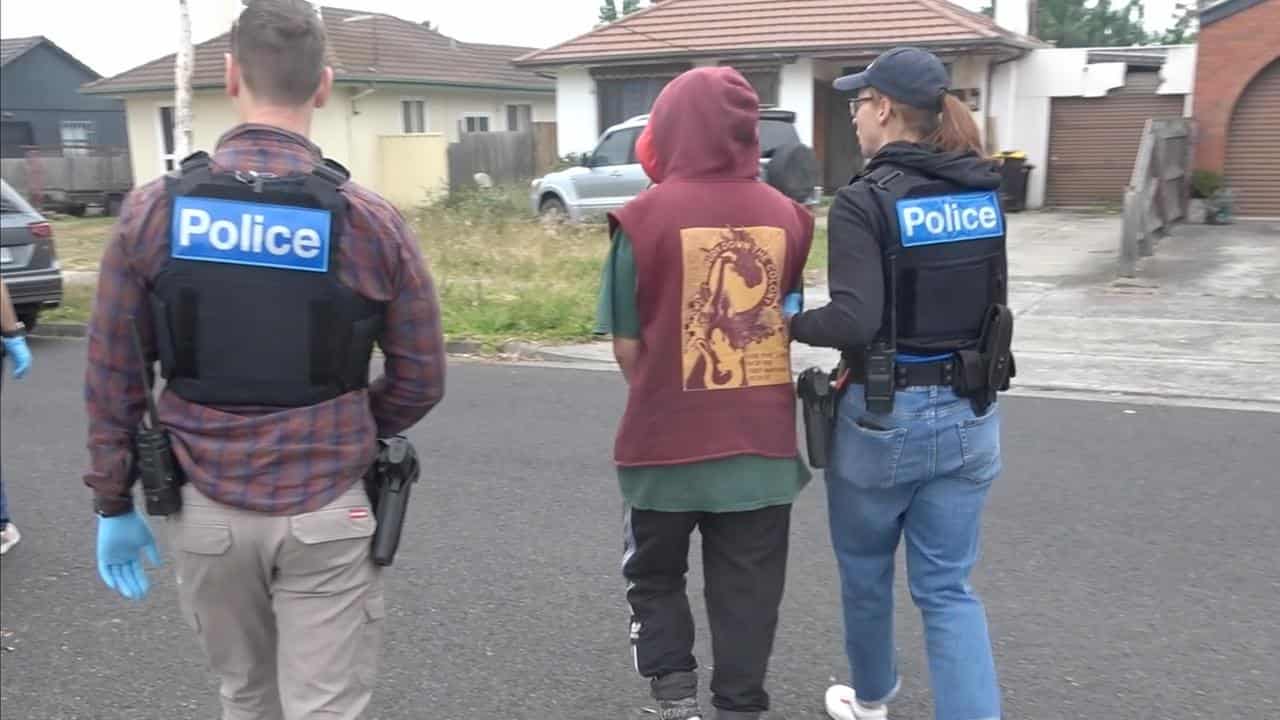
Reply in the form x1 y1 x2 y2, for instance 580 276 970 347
83 2 445 717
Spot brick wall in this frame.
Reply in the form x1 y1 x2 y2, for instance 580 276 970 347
1192 0 1280 172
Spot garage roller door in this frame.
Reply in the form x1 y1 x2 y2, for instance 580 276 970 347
1046 72 1186 207
1225 59 1280 217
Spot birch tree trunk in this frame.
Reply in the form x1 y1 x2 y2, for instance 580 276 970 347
175 0 195 159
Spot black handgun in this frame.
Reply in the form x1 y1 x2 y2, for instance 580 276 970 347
367 436 420 567
131 320 183 516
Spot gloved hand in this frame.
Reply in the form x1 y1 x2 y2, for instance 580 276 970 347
96 511 161 601
782 291 804 320
2 335 31 379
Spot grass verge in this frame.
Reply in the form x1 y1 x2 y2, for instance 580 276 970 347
51 215 115 271
38 281 95 325
407 187 608 347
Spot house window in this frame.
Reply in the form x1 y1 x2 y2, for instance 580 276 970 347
60 120 96 155
591 63 691 131
596 76 674 131
158 105 176 171
402 99 427 133
740 69 780 106
722 63 781 106
462 114 491 134
506 104 532 132
0 121 35 159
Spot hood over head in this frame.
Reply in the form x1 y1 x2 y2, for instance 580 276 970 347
640 67 761 183
866 141 1001 190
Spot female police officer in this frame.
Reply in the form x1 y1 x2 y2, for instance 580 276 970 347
787 47 1012 720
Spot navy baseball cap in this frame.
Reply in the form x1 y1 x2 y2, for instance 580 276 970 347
833 47 950 111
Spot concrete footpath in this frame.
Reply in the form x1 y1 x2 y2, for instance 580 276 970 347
535 212 1280 412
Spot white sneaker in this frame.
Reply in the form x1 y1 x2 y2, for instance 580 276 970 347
825 684 887 720
0 523 20 555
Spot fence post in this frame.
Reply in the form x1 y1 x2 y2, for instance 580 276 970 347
1120 187 1141 277
1141 132 1164 258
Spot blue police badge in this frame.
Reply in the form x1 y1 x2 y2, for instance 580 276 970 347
895 191 1004 248
171 197 331 272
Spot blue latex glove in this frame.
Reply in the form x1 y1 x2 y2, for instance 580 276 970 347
782 291 804 320
96 511 161 601
2 335 31 379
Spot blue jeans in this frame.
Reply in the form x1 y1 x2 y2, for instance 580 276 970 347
0 469 8 527
826 384 1001 720
0 370 7 527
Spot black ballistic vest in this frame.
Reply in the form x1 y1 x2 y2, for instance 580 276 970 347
860 164 1008 355
150 152 385 408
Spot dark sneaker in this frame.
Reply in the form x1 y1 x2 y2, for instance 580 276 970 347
657 696 703 720
714 710 787 720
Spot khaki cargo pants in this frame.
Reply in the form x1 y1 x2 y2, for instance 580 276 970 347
169 482 385 720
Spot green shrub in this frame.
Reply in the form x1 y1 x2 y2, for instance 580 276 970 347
1191 170 1224 200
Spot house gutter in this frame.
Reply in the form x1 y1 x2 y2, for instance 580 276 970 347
516 38 1040 70
83 77 554 96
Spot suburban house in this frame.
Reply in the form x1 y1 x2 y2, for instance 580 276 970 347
0 36 128 157
1191 0 1278 217
81 6 555 204
515 0 1199 210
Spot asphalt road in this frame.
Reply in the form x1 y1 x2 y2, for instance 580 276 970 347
2 337 1278 719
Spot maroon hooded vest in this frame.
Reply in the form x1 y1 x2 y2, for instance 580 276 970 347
610 67 814 467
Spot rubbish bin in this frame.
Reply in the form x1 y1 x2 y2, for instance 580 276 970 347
993 151 1032 213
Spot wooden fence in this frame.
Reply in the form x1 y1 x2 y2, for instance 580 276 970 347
1 145 132 209
1119 119 1194 276
446 122 558 191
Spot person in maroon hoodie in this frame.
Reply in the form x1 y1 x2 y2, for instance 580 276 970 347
594 67 814 720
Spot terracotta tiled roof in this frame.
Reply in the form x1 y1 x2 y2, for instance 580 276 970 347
516 0 1040 67
83 6 552 95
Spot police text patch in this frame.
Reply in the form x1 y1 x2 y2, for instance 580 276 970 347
895 191 1003 247
171 197 331 272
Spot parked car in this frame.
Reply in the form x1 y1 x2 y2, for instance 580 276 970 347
1 179 63 330
531 109 821 222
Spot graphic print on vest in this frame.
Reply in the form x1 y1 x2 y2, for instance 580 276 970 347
171 196 332 272
895 191 1004 248
681 226 790 391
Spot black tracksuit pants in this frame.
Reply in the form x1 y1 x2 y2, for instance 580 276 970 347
622 503 791 714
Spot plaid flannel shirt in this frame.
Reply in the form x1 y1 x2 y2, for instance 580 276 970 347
84 124 445 516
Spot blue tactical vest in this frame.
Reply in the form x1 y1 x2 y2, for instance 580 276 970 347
150 152 385 408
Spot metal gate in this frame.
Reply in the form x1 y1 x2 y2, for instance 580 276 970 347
1224 59 1280 217
1046 72 1186 207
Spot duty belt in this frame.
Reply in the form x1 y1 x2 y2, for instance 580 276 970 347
845 354 959 389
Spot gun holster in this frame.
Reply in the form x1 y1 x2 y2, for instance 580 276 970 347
796 367 836 469
797 360 852 469
364 436 421 567
955 304 1015 415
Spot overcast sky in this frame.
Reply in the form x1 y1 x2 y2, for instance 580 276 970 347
1 0 1184 79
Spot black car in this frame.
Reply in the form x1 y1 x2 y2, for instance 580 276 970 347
1 179 63 329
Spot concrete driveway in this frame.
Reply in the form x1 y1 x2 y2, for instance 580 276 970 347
537 212 1280 411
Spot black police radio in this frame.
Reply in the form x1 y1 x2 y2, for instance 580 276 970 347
131 319 184 516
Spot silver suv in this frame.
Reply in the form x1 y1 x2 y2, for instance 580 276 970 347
1 179 63 330
531 109 820 222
